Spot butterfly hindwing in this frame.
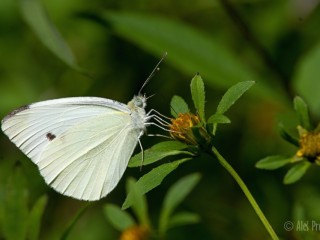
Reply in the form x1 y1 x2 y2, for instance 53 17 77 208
40 111 141 200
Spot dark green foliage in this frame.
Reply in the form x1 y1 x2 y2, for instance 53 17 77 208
2 0 320 239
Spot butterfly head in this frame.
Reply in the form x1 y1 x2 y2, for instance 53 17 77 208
128 94 147 110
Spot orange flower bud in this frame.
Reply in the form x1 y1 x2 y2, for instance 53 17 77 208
169 113 210 146
296 126 320 162
120 225 149 240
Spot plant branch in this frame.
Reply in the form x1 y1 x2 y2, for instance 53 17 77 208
218 0 290 94
210 146 279 240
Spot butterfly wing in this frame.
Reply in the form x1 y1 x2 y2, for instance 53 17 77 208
39 111 141 200
1 97 141 200
1 97 129 163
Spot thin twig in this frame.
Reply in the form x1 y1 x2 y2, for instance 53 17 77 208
218 0 291 95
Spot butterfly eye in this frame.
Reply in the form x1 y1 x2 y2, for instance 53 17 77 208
134 96 146 108
136 99 142 107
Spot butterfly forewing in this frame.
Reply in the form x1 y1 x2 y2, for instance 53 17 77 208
1 97 129 163
1 97 143 201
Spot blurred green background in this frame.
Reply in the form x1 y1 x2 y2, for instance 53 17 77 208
1 0 320 239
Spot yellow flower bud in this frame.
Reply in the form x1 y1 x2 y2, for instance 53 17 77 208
120 225 149 240
296 126 320 162
169 113 211 146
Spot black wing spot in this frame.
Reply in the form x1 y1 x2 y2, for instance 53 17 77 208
46 132 56 141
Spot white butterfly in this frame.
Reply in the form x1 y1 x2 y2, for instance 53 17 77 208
1 55 167 201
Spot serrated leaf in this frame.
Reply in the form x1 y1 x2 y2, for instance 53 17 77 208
159 173 201 235
19 0 80 70
168 212 200 229
126 178 150 226
170 95 189 117
294 96 311 131
216 81 254 114
3 167 28 240
190 74 205 121
283 162 311 184
123 158 191 209
128 141 191 167
60 204 90 240
255 155 291 170
104 204 135 231
26 195 48 240
278 123 300 147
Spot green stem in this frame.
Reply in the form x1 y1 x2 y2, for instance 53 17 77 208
210 147 279 240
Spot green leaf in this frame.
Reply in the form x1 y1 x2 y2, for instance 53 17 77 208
278 123 300 147
126 178 150 226
170 95 189 117
3 167 28 240
168 212 200 229
97 11 286 103
283 162 311 184
206 114 231 135
26 195 48 240
60 204 90 240
159 173 201 235
207 114 231 124
255 155 292 170
19 0 80 70
101 12 254 87
293 42 320 117
294 96 311 131
104 204 135 231
190 74 205 121
128 141 191 167
216 81 255 114
123 158 191 209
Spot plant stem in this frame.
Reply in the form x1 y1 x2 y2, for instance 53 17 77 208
210 147 279 240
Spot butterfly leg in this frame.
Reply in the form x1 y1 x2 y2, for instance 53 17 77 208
137 131 144 171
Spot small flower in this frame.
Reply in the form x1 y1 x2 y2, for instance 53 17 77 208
169 113 210 146
120 225 149 240
296 126 320 163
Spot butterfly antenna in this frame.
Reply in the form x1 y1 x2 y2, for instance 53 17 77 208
146 93 156 100
138 52 167 95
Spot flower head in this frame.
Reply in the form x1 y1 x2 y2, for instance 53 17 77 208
120 225 149 240
296 126 320 163
169 113 210 146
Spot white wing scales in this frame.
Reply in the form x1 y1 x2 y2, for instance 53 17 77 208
41 112 140 200
1 97 143 201
2 97 129 164
44 112 139 200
